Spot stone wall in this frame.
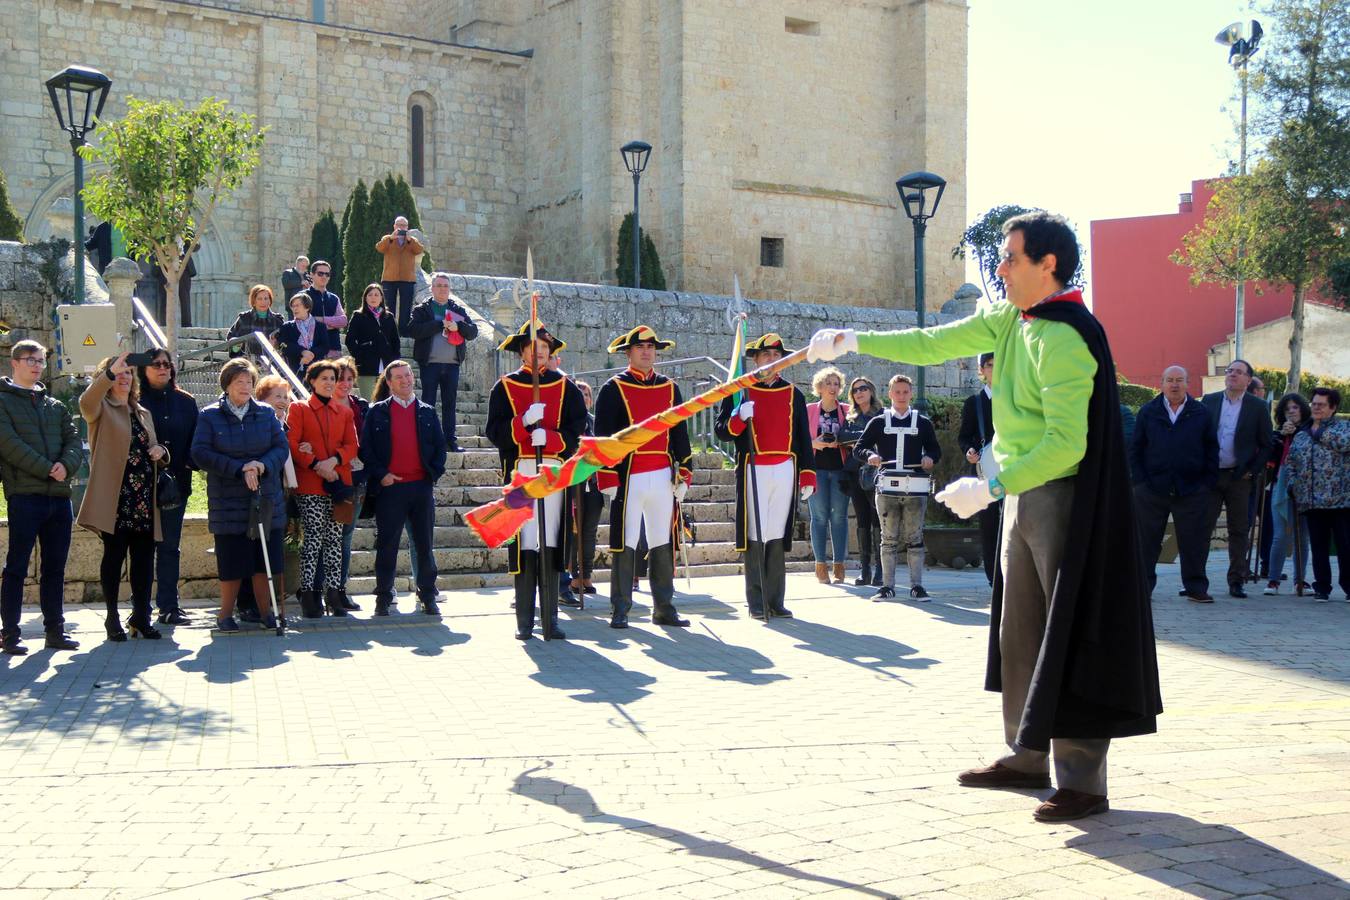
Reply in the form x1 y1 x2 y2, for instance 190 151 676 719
445 274 982 402
0 239 108 358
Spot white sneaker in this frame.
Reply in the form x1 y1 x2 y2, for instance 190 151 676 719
1263 581 1279 595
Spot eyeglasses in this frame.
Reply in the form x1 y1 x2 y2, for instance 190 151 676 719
1224 367 1250 376
148 361 173 370
14 357 45 366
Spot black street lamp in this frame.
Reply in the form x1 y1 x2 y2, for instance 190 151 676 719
45 65 112 305
620 140 652 288
896 171 946 409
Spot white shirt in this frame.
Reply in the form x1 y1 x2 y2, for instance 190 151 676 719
1217 394 1243 468
392 394 417 408
1166 397 1187 425
982 385 992 400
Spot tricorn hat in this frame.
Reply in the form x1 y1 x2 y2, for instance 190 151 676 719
607 324 675 354
745 333 794 355
497 319 566 354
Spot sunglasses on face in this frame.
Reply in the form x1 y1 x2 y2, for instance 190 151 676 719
312 270 331 277
149 361 173 370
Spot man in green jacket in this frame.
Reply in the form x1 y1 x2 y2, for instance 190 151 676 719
808 212 1161 823
0 340 85 655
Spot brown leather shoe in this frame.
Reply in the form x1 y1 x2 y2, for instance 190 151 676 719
815 562 830 584
1185 590 1215 604
1033 788 1109 822
832 563 846 583
957 763 1051 789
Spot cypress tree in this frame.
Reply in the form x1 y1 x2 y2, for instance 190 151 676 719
340 178 371 311
0 165 22 242
616 212 665 289
307 208 342 293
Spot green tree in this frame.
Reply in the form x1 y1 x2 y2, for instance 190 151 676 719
307 208 342 294
80 97 265 347
0 164 22 242
616 212 666 289
340 179 374 311
951 204 1033 300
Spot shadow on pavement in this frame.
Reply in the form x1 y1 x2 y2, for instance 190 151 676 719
1064 810 1350 895
512 763 896 897
770 618 939 683
593 623 789 686
0 628 229 745
523 639 656 705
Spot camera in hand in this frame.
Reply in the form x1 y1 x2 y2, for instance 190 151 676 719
820 433 837 444
397 229 408 236
125 352 157 368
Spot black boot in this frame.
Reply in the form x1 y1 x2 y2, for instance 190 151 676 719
855 527 873 586
340 591 361 611
539 547 565 640
417 590 441 616
609 547 636 628
324 588 349 617
745 541 766 618
649 544 688 626
765 539 792 618
374 593 395 617
127 597 161 639
105 600 126 642
1 632 27 656
44 629 79 651
298 590 324 619
515 550 538 639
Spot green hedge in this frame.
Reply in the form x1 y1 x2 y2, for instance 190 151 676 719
1255 367 1350 403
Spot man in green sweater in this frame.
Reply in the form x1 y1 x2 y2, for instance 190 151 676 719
808 212 1161 823
0 340 85 655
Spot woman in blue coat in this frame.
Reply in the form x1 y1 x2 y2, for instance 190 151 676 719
191 358 290 632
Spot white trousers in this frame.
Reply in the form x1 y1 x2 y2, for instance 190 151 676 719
623 468 674 550
515 458 563 551
745 459 795 542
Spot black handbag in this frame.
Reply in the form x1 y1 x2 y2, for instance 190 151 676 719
156 469 183 510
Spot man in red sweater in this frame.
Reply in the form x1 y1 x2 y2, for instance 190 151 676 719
360 360 448 616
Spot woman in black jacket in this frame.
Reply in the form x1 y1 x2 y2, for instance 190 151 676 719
136 349 199 624
345 283 400 399
275 292 330 377
226 284 286 357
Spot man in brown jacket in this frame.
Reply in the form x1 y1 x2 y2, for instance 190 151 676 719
376 216 425 331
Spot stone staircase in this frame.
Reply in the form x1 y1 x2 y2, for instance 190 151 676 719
173 326 821 594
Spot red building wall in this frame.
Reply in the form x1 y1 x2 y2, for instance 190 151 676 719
1091 179 1293 395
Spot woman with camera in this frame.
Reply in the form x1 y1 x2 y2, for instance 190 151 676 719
287 359 358 618
806 366 852 584
78 353 172 641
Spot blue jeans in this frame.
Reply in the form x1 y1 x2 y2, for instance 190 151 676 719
808 468 851 563
1 494 73 637
419 361 460 446
154 501 188 613
1267 471 1308 584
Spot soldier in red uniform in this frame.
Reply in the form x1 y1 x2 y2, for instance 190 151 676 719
485 321 587 640
714 334 816 619
594 326 694 629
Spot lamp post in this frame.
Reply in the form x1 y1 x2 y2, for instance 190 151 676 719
619 140 652 288
45 65 112 306
896 171 946 410
1214 19 1262 361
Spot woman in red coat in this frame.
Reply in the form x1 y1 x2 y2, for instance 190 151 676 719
287 360 358 618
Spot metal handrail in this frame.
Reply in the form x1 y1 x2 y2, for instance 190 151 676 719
130 295 168 351
174 330 309 405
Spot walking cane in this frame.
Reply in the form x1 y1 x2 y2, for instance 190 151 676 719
252 493 284 636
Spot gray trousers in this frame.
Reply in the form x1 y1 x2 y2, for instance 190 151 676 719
995 479 1110 795
876 492 926 588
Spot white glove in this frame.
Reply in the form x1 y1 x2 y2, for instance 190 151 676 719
530 427 547 447
673 481 688 503
935 477 997 520
806 329 858 363
737 401 755 421
522 402 546 426
601 485 618 500
799 485 815 501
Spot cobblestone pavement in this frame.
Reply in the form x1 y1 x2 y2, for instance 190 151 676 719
0 559 1347 899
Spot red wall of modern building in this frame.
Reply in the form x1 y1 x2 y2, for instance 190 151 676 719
1091 178 1293 394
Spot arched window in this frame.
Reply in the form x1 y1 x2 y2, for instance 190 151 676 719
410 104 426 187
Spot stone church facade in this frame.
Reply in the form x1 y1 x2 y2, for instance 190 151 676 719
0 0 967 326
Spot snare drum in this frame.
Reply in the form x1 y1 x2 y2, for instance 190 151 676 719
875 471 932 497
977 444 1000 481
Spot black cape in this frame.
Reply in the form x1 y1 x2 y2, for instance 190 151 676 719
988 300 1163 751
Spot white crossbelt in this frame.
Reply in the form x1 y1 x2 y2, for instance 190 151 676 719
875 471 931 496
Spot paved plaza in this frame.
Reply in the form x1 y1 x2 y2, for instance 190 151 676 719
0 558 1347 899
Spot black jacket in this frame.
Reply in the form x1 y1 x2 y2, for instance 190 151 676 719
225 310 285 357
406 295 478 365
139 384 199 498
1130 395 1218 497
853 409 941 473
989 299 1162 750
959 389 994 456
345 307 400 376
360 397 448 493
1201 391 1273 477
275 318 330 375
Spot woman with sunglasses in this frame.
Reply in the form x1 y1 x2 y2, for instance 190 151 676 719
137 349 200 624
840 377 884 586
